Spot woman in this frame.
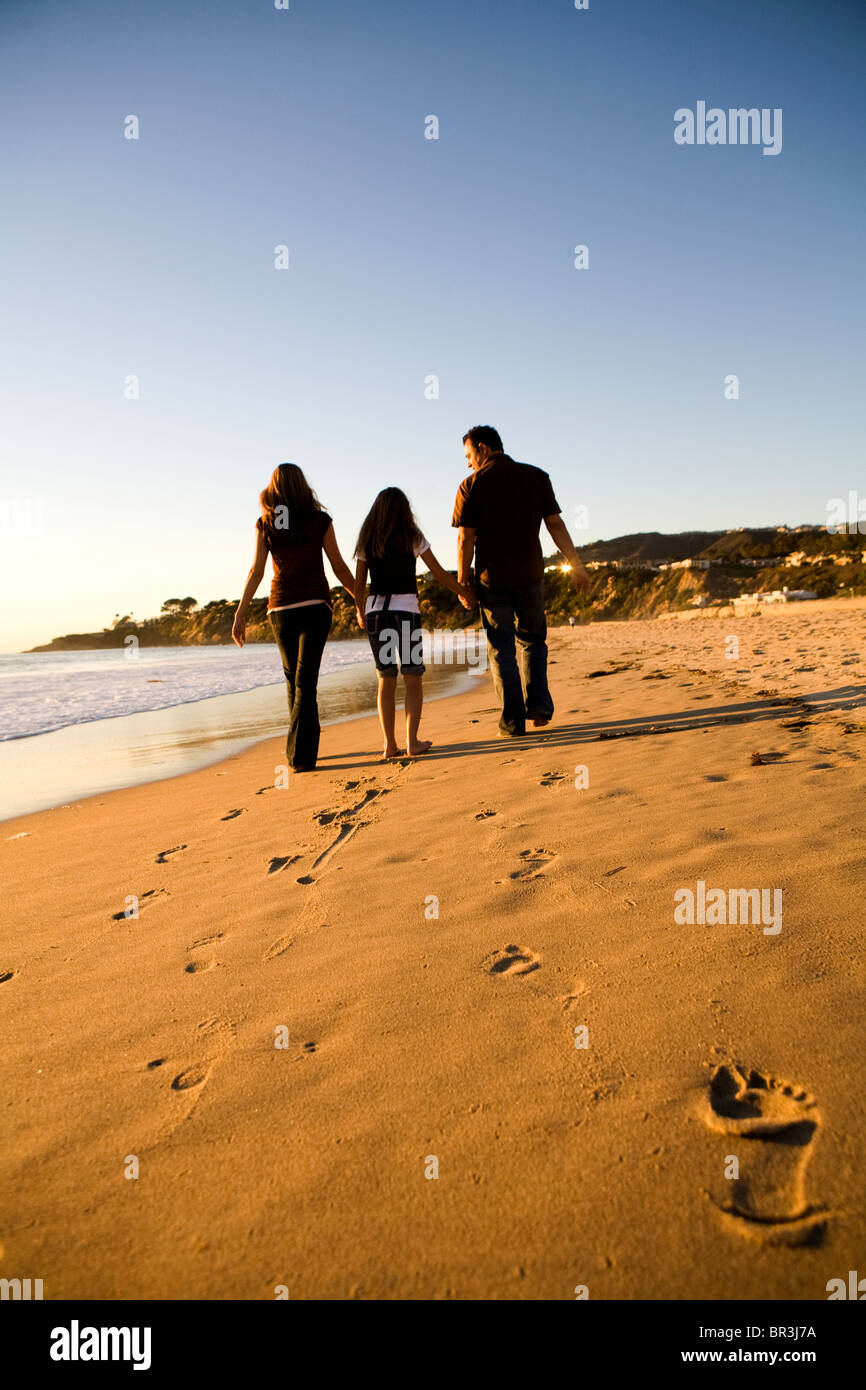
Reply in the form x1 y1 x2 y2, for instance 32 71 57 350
355 487 474 759
233 464 355 772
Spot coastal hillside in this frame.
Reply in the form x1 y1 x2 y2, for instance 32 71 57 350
579 523 852 565
27 525 866 650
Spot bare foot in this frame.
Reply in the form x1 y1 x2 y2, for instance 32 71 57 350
407 741 433 757
531 717 551 727
381 746 404 761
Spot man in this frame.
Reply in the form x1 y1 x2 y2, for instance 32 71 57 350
452 425 590 737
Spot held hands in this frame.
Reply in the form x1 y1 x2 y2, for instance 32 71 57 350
458 583 476 610
232 613 246 647
356 607 366 630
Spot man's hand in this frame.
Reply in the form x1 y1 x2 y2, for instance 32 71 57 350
356 607 366 630
458 583 476 610
571 566 591 595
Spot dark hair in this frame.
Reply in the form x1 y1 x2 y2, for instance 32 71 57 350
260 463 323 531
462 425 503 453
356 487 424 560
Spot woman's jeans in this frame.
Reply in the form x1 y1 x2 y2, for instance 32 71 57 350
269 604 332 768
478 580 553 736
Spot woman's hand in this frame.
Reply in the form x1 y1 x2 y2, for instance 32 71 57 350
232 613 247 647
356 607 366 630
458 583 476 610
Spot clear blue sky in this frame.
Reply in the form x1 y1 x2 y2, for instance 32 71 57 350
1 0 863 649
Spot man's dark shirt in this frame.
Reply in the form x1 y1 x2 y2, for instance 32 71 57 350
451 453 561 590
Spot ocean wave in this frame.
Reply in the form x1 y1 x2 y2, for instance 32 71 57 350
0 642 372 740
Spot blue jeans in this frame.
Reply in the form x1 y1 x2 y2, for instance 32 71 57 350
479 580 553 736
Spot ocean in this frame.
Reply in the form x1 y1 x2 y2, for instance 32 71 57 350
0 642 373 742
0 639 486 819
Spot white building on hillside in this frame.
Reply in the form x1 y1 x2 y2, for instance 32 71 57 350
659 557 710 571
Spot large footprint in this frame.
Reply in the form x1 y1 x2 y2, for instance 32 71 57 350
703 1062 826 1245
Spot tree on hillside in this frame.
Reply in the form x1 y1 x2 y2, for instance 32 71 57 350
161 597 198 615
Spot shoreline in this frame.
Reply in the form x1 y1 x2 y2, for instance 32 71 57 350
2 607 864 1299
3 593 862 821
0 659 484 822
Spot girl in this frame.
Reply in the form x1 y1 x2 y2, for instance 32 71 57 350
355 487 474 759
233 463 355 772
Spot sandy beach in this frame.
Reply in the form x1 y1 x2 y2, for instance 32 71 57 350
2 598 864 1301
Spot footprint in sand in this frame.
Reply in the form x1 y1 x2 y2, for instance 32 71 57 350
221 808 245 821
268 854 302 874
154 1019 238 1150
171 1061 213 1091
111 887 169 921
263 935 293 962
167 1018 235 1099
185 933 223 974
196 1015 236 1045
297 822 365 885
0 969 17 985
185 959 215 974
540 772 567 787
294 788 388 883
507 848 558 881
559 978 590 1009
485 944 541 977
703 1062 826 1245
474 809 497 820
155 845 187 863
314 788 384 826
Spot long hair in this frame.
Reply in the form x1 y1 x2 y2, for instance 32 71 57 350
356 487 424 560
259 463 322 533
